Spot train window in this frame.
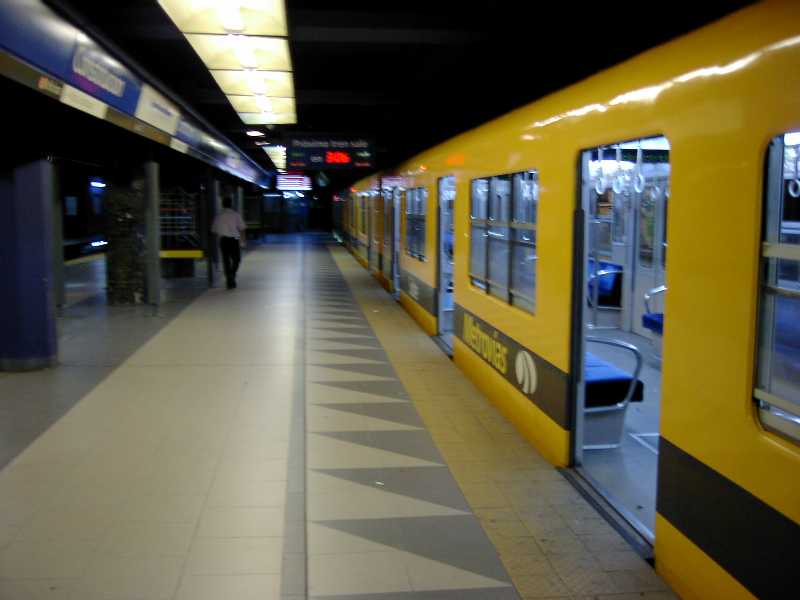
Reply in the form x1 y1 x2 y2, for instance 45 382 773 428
470 179 489 288
360 195 367 234
470 170 538 312
755 131 800 443
488 176 511 301
511 171 538 312
405 187 426 260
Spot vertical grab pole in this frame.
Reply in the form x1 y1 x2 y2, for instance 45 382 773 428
590 147 601 328
144 161 161 309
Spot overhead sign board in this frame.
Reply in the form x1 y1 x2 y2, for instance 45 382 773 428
287 135 374 170
277 174 312 191
0 0 270 188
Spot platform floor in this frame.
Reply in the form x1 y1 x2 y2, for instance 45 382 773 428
0 235 676 599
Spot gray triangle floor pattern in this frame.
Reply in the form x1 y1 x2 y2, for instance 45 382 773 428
304 245 519 599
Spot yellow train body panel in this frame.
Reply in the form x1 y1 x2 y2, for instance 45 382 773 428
341 3 800 597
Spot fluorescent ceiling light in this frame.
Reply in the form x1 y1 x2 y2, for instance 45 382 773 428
227 95 294 114
245 129 264 137
158 0 287 36
210 69 294 97
90 180 107 188
239 111 296 125
263 144 286 169
184 34 290 70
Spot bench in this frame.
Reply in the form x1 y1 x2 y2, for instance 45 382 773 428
587 259 622 308
584 337 644 450
641 285 666 359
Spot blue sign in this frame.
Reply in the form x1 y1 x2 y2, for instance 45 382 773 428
69 37 141 115
0 0 76 82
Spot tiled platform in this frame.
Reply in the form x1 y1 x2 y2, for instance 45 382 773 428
0 235 677 599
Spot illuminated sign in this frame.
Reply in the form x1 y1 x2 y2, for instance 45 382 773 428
287 135 374 170
325 150 351 164
277 174 312 191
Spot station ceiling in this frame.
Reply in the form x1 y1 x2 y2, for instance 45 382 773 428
49 0 751 189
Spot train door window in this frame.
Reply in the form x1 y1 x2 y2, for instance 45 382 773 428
488 176 511 301
576 135 670 542
510 171 538 312
405 188 414 255
755 131 800 443
360 196 367 234
470 178 489 288
638 185 657 269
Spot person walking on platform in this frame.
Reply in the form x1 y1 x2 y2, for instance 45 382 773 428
212 196 246 289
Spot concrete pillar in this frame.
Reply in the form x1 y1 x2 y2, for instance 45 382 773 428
0 159 57 370
52 164 65 309
144 161 161 306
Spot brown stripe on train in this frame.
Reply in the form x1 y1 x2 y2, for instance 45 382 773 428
399 270 438 317
453 305 570 429
657 437 800 599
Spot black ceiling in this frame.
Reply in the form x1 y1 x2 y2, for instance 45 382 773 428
48 1 751 189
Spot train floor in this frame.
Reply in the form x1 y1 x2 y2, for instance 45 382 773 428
581 329 662 537
0 234 675 599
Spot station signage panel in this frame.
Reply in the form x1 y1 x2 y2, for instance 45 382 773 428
0 0 271 188
287 135 374 170
277 174 312 191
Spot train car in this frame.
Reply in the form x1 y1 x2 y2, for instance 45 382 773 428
339 3 800 598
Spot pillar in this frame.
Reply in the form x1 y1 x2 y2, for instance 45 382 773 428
52 164 65 309
0 159 57 370
144 161 160 306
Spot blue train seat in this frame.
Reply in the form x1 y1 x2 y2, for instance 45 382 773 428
585 352 644 408
583 338 644 450
642 312 664 335
642 285 667 339
587 259 622 307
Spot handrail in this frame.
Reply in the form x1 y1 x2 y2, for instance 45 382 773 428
585 336 643 413
644 284 667 314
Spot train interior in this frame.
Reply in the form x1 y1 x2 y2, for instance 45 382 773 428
438 176 456 350
576 136 670 542
756 131 800 444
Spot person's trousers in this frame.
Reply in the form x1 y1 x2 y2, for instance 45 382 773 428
219 236 241 288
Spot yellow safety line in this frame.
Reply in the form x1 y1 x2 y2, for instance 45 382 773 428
160 250 204 259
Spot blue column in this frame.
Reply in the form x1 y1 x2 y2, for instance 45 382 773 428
0 159 57 370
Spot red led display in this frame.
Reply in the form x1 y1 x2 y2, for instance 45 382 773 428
326 151 352 164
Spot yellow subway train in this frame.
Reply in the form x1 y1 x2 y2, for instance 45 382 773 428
337 3 800 599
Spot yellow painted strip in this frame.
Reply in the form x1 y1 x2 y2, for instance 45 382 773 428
655 514 755 600
353 254 369 269
399 291 437 336
372 271 392 294
160 250 203 259
65 252 105 265
453 337 570 467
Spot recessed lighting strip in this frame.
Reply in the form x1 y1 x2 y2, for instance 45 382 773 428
158 1 297 126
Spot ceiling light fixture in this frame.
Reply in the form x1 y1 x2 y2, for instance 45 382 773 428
246 129 264 137
158 0 297 129
217 3 244 32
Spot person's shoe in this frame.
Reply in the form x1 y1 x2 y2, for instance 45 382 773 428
232 281 237 289
226 280 234 290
